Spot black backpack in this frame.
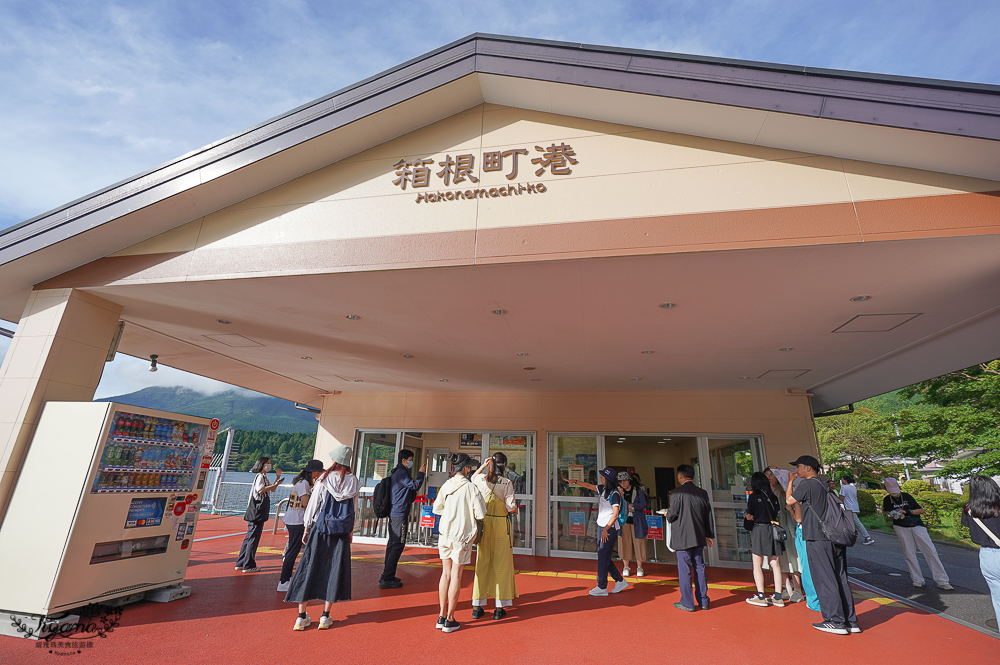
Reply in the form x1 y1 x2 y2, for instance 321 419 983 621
806 486 858 547
372 475 392 519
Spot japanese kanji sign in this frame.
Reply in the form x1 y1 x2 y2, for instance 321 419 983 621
391 143 579 203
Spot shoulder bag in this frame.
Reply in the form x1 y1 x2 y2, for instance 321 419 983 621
766 494 788 543
243 474 271 523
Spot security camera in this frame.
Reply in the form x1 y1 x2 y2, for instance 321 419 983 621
149 354 158 372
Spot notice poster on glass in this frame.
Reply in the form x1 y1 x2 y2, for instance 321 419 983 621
460 433 482 448
373 460 390 480
568 465 585 482
494 435 527 447
568 511 586 536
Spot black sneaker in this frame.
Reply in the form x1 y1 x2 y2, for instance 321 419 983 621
812 621 850 635
471 607 485 619
493 608 507 620
441 619 461 633
379 578 403 589
847 622 862 633
435 616 445 630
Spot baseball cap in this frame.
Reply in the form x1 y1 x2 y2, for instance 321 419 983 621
789 455 821 471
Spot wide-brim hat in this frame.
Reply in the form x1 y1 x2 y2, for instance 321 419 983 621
303 459 325 473
329 443 353 466
617 471 632 482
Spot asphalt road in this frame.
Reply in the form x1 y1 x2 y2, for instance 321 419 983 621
845 528 998 635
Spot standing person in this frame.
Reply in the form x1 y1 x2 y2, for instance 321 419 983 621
235 455 283 573
278 459 325 592
617 471 649 577
471 454 519 619
781 471 822 612
568 467 629 597
787 455 858 635
432 453 486 633
839 476 876 546
744 471 785 607
666 464 714 612
764 468 805 603
961 476 1000 623
882 478 952 589
285 444 360 631
379 449 426 589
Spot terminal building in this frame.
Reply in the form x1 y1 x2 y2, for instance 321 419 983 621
1 34 999 567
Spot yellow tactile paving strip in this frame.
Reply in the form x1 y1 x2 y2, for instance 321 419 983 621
235 550 903 607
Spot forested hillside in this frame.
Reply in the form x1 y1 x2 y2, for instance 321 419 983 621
215 429 319 473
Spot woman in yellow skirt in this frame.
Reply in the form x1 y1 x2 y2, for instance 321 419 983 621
471 453 519 619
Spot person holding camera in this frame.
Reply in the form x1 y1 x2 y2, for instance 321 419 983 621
882 477 952 589
470 453 519 619
432 453 486 633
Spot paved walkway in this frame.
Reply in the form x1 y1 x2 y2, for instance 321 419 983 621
3 515 999 664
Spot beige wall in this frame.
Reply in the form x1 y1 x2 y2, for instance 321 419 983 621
316 389 818 543
0 289 122 526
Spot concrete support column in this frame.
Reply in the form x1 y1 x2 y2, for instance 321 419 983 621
0 288 122 526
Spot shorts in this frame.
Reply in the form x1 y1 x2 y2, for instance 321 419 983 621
438 536 473 565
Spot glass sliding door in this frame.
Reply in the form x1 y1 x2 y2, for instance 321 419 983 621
704 437 765 567
353 431 401 542
488 433 535 554
549 434 601 558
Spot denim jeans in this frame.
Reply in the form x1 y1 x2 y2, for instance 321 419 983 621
980 547 1000 624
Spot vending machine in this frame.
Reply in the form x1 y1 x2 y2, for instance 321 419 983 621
0 401 218 630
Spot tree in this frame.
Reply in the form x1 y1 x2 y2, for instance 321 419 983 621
893 360 1000 477
815 407 893 479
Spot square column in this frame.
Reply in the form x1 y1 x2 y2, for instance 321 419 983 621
0 288 122 526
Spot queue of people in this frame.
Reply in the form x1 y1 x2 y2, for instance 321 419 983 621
237 445 1000 636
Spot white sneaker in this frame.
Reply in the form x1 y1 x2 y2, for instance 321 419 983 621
912 581 925 587
938 583 954 590
589 586 609 596
622 566 630 577
318 615 334 630
636 567 645 577
611 580 629 594
276 581 290 592
293 615 311 631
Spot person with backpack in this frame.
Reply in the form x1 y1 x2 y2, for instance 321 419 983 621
617 471 649 577
277 459 325 592
787 455 859 635
285 443 360 631
568 467 629 597
883 477 952 589
377 449 426 589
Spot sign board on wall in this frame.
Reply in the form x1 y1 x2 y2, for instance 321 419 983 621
373 460 389 480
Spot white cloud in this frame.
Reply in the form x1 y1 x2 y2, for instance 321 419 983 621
93 353 243 399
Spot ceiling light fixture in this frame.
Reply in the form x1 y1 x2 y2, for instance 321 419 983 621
851 295 872 302
641 350 653 354
517 352 528 356
631 377 641 381
523 367 536 371
492 309 507 315
531 378 541 382
217 319 231 324
353 379 363 382
346 315 361 320
738 376 750 380
402 354 414 358
301 356 312 360
439 379 448 382
148 354 158 372
659 302 677 309
779 347 794 352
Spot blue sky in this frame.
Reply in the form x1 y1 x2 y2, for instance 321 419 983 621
1 0 998 397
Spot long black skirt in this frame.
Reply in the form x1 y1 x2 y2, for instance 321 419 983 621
283 531 351 604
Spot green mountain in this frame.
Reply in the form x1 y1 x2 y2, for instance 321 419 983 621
95 386 319 433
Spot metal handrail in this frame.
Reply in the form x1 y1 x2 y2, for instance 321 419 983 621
272 496 291 534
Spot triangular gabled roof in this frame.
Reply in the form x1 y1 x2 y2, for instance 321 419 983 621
3 33 999 321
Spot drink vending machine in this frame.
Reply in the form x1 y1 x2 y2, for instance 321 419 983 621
0 401 219 634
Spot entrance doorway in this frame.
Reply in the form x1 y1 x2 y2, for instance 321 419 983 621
352 429 536 555
548 433 764 568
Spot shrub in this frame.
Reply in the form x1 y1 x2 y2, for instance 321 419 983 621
868 490 888 514
856 489 877 516
914 491 963 529
901 479 934 494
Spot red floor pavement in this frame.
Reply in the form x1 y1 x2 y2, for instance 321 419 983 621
4 515 998 665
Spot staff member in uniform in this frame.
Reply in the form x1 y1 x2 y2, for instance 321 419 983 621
569 467 629 597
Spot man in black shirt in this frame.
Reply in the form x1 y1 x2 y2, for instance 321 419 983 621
788 455 858 635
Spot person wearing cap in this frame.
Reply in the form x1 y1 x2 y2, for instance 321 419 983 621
285 443 360 631
379 449 427 589
616 471 649 577
277 459 325 593
568 467 629 596
882 477 952 590
787 455 858 635
432 452 487 633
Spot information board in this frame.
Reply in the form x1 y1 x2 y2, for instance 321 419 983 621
420 505 435 528
568 511 586 536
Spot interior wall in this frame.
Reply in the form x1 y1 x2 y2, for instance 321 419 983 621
316 389 818 544
605 437 700 506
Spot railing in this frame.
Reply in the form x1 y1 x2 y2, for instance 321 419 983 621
210 481 296 516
